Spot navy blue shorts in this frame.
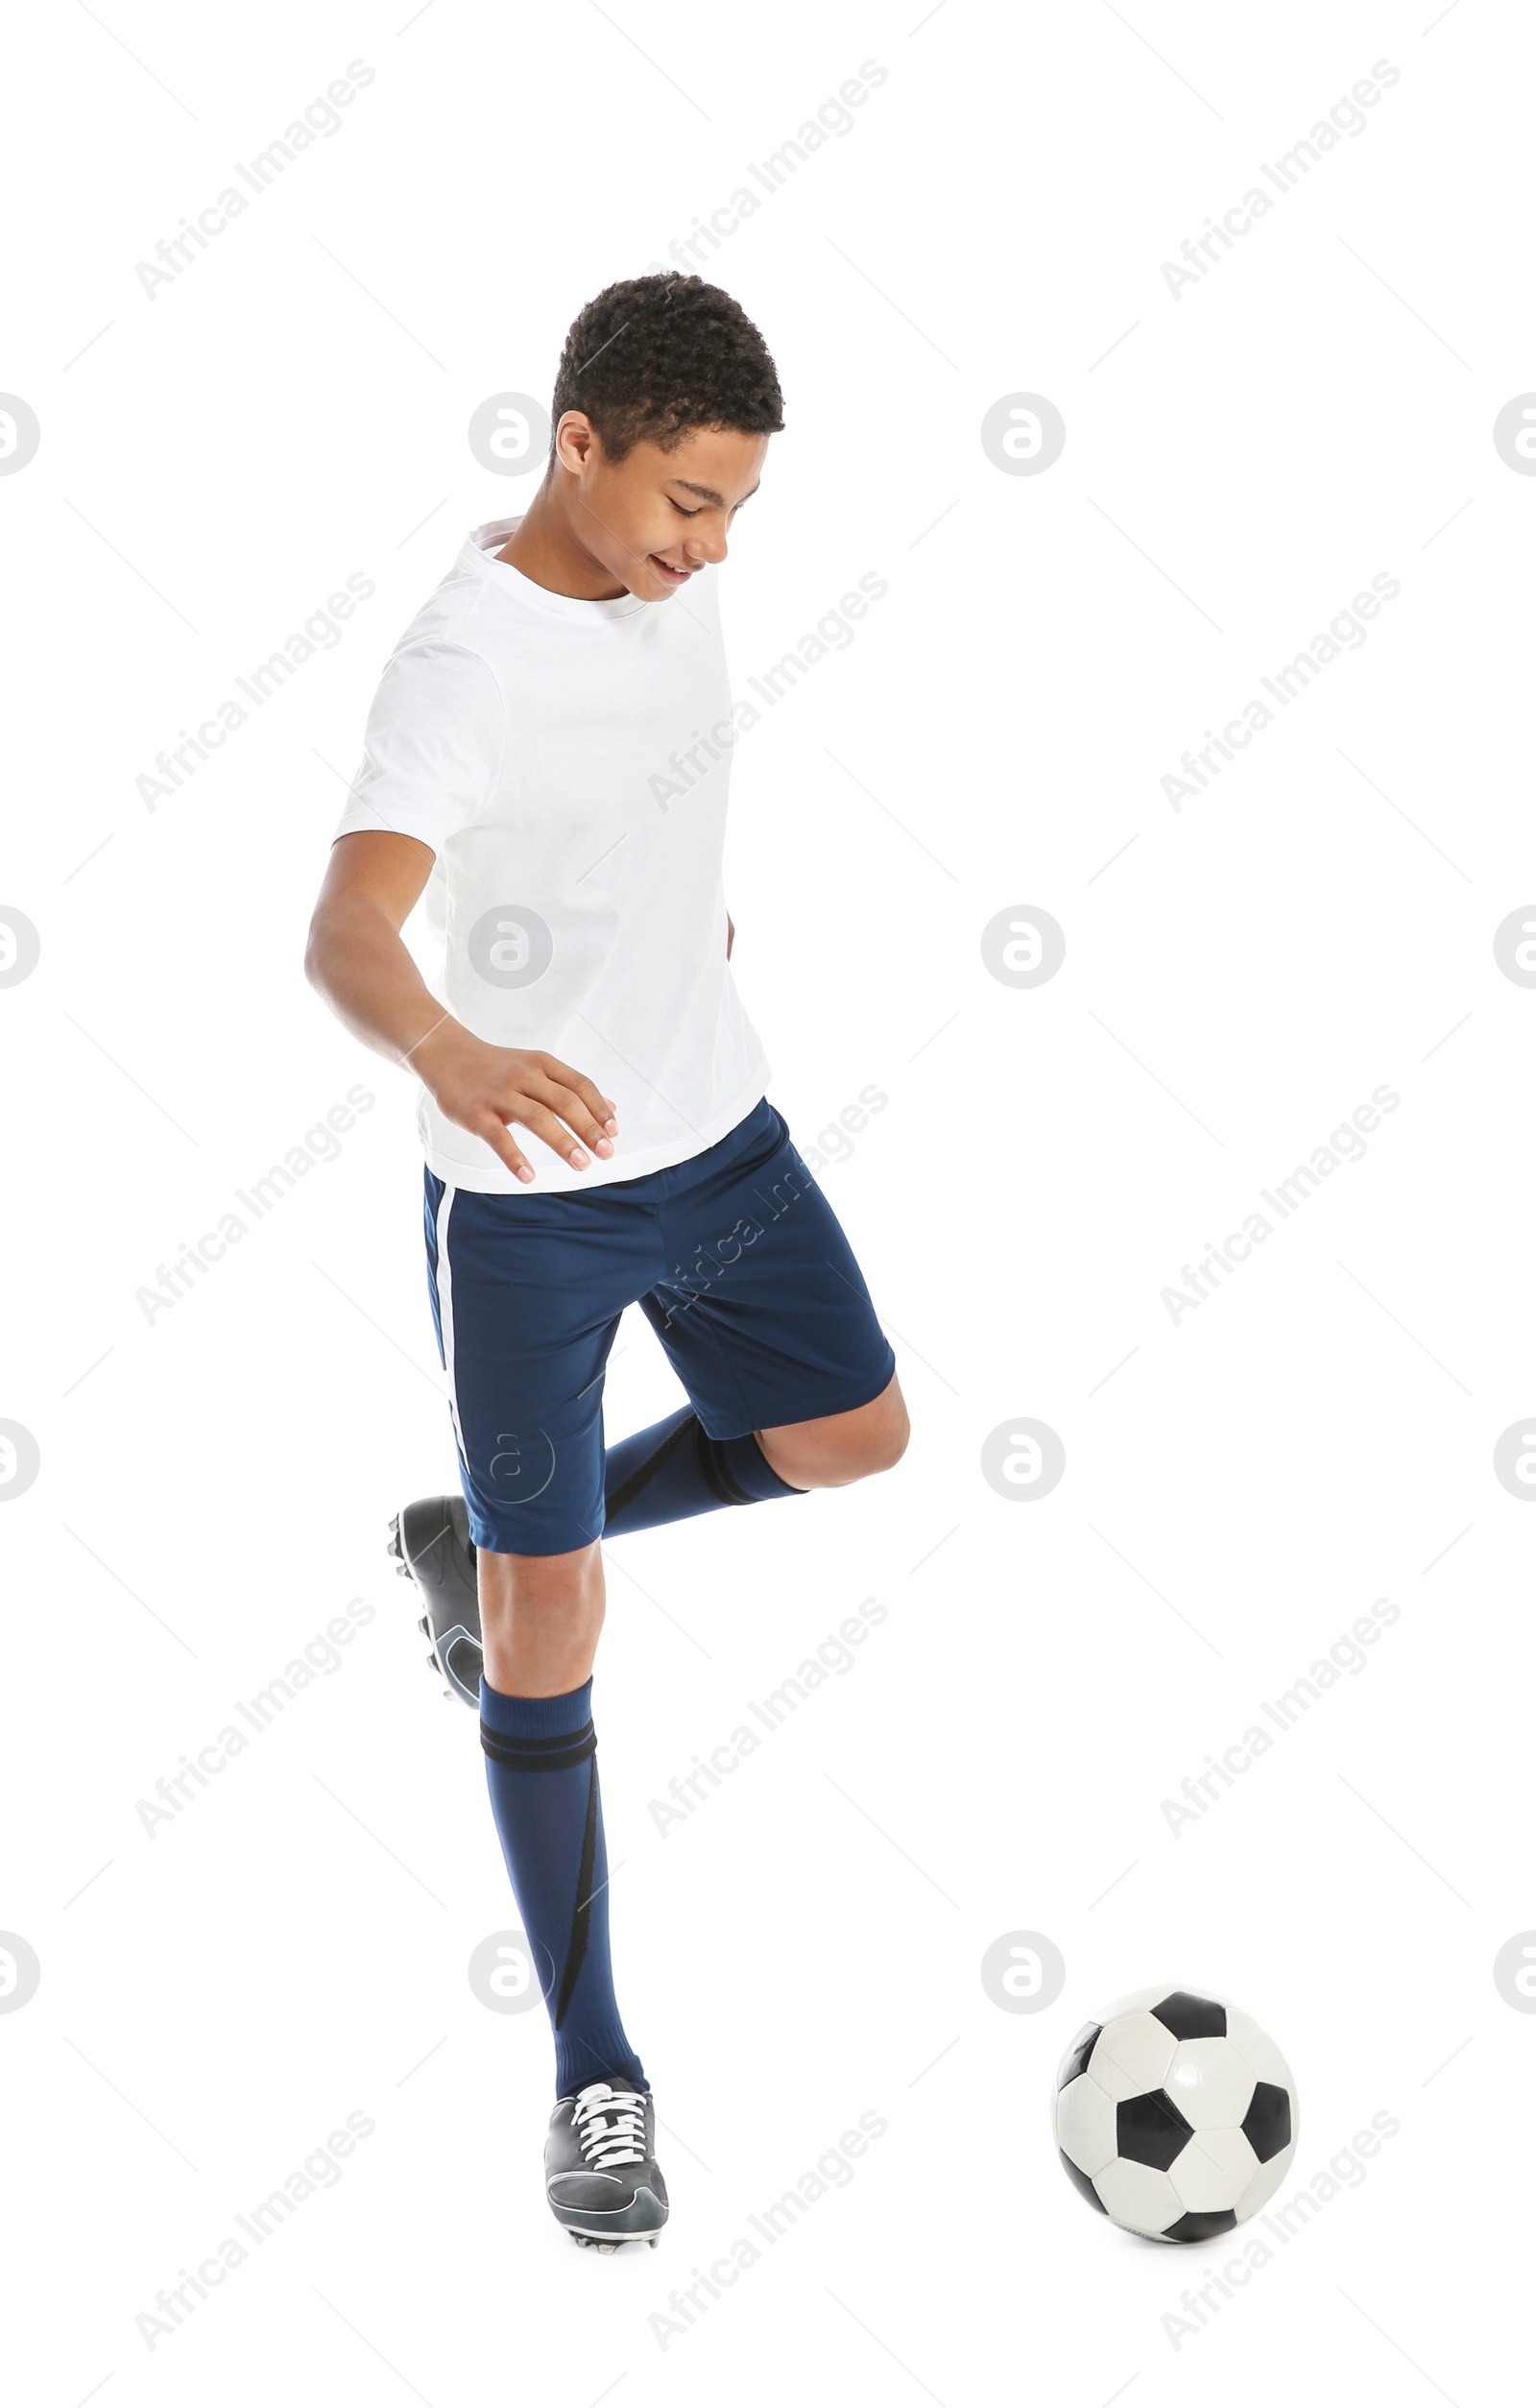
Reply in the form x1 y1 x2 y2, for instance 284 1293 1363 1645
423 1096 897 1555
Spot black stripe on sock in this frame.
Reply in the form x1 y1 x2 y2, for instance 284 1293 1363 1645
696 1424 756 1507
480 1718 595 1752
553 1758 601 2029
480 1719 596 1771
603 1410 700 1520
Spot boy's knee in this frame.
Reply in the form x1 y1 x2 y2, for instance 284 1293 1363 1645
791 1395 909 1487
858 1403 909 1477
478 1541 601 1619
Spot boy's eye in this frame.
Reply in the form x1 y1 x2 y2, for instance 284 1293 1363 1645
671 500 702 516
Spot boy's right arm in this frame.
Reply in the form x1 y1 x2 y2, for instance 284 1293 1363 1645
304 830 617 1186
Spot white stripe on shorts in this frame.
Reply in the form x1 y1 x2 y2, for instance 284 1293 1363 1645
433 1177 468 1465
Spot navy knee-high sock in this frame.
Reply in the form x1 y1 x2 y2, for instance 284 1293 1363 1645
603 1405 803 1538
479 1675 646 2098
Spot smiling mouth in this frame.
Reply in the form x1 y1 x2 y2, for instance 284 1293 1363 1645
650 556 695 579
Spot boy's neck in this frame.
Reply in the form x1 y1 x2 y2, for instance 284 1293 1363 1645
496 483 629 603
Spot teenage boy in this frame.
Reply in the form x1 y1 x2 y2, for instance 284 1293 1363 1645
305 275 907 2251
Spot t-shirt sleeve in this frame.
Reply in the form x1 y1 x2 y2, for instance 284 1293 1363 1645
334 639 505 855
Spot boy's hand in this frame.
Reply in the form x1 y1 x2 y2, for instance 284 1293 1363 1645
413 1024 617 1186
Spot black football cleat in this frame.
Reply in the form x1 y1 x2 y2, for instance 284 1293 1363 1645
386 1496 483 1706
545 2081 668 2249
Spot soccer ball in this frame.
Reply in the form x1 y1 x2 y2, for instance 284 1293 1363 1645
1053 1984 1298 2243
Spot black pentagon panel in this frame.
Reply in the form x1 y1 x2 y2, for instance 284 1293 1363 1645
1057 2022 1102 2090
1241 2080 1292 2163
1164 2208 1237 2245
1059 2149 1108 2212
1116 2088 1193 2171
1152 1990 1227 2041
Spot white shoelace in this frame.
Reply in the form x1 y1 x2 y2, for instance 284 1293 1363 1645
571 2082 646 2170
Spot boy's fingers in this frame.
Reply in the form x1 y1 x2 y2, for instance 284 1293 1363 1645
539 1054 617 1131
468 1059 618 1177
511 1098 596 1169
536 1076 615 1157
470 1110 535 1185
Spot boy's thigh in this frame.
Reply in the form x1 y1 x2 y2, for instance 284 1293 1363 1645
640 1100 896 1438
425 1174 653 1555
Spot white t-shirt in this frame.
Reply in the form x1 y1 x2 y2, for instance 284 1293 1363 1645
336 516 770 1194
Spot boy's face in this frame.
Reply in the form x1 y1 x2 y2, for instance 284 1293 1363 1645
558 417 769 601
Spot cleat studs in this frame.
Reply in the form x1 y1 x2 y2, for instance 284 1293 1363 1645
418 1615 429 1636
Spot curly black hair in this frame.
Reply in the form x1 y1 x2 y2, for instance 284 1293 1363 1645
548 274 784 465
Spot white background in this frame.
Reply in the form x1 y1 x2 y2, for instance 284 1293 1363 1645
2 1 1532 2400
